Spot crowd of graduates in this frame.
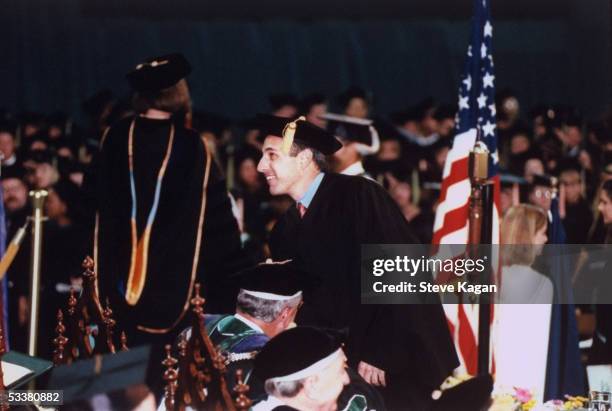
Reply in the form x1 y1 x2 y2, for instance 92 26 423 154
1 85 611 364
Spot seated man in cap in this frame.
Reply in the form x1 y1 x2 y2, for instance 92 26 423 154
254 114 457 409
156 260 305 411
252 327 360 411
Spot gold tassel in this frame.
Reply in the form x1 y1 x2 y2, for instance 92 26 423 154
281 116 305 155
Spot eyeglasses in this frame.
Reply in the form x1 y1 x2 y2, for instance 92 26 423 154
534 189 552 199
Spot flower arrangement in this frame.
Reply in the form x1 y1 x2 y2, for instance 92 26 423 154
490 386 588 411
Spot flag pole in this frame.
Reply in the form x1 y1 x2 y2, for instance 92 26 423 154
27 189 47 358
468 137 494 375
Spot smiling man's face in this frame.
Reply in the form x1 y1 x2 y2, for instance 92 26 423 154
257 136 303 197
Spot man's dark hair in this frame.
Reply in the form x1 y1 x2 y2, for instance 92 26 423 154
290 140 328 171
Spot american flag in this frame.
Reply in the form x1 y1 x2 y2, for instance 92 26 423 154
432 0 500 376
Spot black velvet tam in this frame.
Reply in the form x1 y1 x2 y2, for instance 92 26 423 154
253 327 341 382
255 114 342 155
233 260 310 298
126 53 191 92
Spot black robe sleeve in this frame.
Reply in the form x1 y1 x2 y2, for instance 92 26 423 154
347 178 458 390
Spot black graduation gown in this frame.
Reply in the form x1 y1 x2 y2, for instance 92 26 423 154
269 173 458 409
95 116 243 335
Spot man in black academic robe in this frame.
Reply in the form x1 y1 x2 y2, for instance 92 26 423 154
255 114 458 410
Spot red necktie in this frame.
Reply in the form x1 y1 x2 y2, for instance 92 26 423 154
297 202 307 218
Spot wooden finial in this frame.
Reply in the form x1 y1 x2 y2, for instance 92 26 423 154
82 256 95 271
162 345 178 411
178 332 188 359
67 288 77 316
103 299 116 354
190 283 205 315
233 369 252 411
53 310 69 365
120 331 129 351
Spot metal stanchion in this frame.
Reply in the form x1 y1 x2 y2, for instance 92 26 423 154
27 190 48 358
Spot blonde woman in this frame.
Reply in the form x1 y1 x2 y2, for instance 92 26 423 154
495 204 553 403
499 204 553 304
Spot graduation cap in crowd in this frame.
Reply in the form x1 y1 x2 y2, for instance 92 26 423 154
252 327 343 383
233 259 311 301
499 172 527 189
1 166 26 181
254 114 342 155
321 113 378 149
46 345 150 403
430 374 494 411
0 351 53 389
530 173 557 189
369 118 400 142
126 53 192 92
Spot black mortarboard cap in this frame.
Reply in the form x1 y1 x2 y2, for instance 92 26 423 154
531 173 556 188
268 93 299 111
1 166 26 181
252 327 342 383
372 118 402 142
499 173 527 189
233 260 309 300
254 114 341 155
322 113 374 146
1 351 53 389
126 53 191 92
46 345 150 403
430 374 493 411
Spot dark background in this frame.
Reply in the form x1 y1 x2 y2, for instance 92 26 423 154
0 0 610 121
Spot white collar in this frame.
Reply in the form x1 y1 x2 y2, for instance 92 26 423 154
234 313 265 334
2 155 16 167
340 161 366 176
